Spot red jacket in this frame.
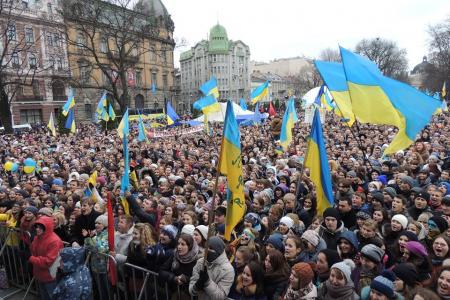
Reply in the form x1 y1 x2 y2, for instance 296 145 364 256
29 216 64 282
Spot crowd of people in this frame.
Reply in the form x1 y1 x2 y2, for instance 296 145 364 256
1 103 450 300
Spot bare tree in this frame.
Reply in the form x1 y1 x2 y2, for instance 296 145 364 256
60 0 175 113
319 47 341 62
0 0 47 133
296 61 321 95
355 37 409 81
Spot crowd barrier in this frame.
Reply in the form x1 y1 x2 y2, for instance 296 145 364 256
0 225 193 300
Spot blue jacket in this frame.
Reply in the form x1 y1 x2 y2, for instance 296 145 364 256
52 247 92 300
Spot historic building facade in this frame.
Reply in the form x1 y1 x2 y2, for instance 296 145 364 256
179 24 250 111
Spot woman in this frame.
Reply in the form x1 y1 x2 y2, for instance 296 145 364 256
193 225 208 256
336 231 359 262
436 266 450 299
229 246 257 299
284 262 317 299
52 211 68 242
146 225 177 272
318 260 359 299
264 249 290 300
316 249 342 285
284 236 302 267
407 220 426 241
159 233 199 299
431 235 450 281
391 231 418 265
403 241 432 287
298 229 327 263
392 263 419 300
234 261 267 300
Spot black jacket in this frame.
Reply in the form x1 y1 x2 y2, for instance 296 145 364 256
73 209 102 245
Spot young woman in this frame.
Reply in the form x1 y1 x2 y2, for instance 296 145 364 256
229 246 258 299
234 261 267 300
392 263 420 299
436 266 450 299
315 249 342 285
431 235 450 281
318 260 359 299
403 241 432 287
284 262 317 299
336 231 359 262
193 225 208 255
263 249 289 300
284 236 302 267
146 224 177 272
52 211 68 242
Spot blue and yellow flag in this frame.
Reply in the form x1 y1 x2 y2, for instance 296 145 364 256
305 108 334 215
97 91 107 113
251 81 269 104
219 101 245 241
314 61 355 126
108 104 116 121
166 102 179 125
47 112 56 137
253 103 262 125
200 77 219 99
240 98 247 111
138 114 148 142
280 98 297 150
340 46 441 154
117 108 129 139
118 108 130 195
64 108 76 133
193 95 221 114
62 88 75 116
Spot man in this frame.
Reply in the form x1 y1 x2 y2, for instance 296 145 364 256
126 194 158 227
189 236 235 299
214 206 226 225
113 215 134 266
73 197 102 245
29 216 64 300
407 192 431 220
429 188 444 213
318 207 347 250
337 197 357 229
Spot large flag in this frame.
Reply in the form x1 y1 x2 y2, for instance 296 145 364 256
280 98 297 150
138 114 148 142
47 112 56 137
166 102 179 125
64 108 76 133
305 109 334 214
239 98 247 111
443 82 447 99
96 91 107 113
251 81 269 104
314 61 355 125
220 101 245 241
269 102 276 117
321 86 336 111
117 108 129 139
253 103 262 125
339 46 441 154
193 95 221 114
200 77 219 99
62 88 75 116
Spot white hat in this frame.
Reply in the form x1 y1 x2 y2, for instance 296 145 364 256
280 216 294 229
181 224 195 236
392 214 408 229
195 225 208 240
95 215 108 227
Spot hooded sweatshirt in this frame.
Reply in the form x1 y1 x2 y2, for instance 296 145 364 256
29 216 64 282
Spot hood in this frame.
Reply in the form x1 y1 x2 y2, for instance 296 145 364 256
35 216 54 237
315 237 327 253
275 183 289 193
60 247 86 274
337 230 359 250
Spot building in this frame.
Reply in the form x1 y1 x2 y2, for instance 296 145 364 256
179 24 250 111
64 0 175 120
251 57 311 77
3 0 71 125
410 56 435 90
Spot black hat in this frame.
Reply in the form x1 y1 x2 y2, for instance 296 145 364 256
319 249 342 268
393 263 419 287
429 216 448 233
323 207 340 221
215 206 226 216
415 191 430 202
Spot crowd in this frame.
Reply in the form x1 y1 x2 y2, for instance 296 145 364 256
0 104 450 300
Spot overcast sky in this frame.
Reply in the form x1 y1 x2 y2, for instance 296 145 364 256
163 0 449 70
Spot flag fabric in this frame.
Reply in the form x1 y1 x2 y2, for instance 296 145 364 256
64 108 76 133
106 193 117 285
253 103 262 125
239 98 247 111
100 109 110 122
62 88 75 116
117 108 129 139
321 86 336 111
314 85 325 106
47 112 56 137
269 102 276 117
151 83 156 95
108 104 116 121
119 108 130 196
200 77 219 99
96 91 107 113
219 101 245 241
166 102 179 125
339 46 441 154
443 82 447 98
280 98 297 150
193 95 221 114
305 108 334 214
251 81 269 104
138 114 148 142
314 61 355 126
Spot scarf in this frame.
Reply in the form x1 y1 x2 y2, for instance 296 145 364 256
173 241 198 268
285 282 316 299
322 281 356 300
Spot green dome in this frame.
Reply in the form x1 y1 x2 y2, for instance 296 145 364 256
209 23 229 54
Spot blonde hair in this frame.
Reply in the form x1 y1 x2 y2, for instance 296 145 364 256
132 223 157 255
52 212 66 227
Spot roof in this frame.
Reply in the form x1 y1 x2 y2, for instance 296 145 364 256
209 23 229 54
135 0 168 17
411 56 434 75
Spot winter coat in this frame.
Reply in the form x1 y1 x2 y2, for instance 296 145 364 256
271 117 282 136
52 247 92 300
298 237 327 263
189 252 235 300
146 242 175 272
73 210 101 245
19 215 36 246
114 226 134 264
234 274 267 300
84 229 109 273
318 221 347 250
264 270 289 300
29 216 64 283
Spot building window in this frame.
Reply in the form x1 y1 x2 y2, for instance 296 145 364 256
28 53 37 68
100 37 108 53
47 33 53 46
102 71 109 85
162 74 168 89
162 50 167 63
56 57 62 70
79 62 90 84
11 52 19 67
47 3 52 14
136 69 142 87
25 28 34 44
85 104 92 119
77 33 85 51
20 109 42 124
150 47 156 61
7 24 16 41
151 72 157 87
53 33 60 47
49 57 55 69
32 80 40 95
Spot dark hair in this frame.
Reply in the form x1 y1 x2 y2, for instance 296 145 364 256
245 261 265 295
394 195 407 205
178 233 195 251
338 197 352 206
266 249 289 277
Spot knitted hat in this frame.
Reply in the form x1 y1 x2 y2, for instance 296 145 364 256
331 259 355 284
195 225 208 240
38 207 53 217
24 206 38 216
361 244 384 264
401 176 415 188
399 230 418 242
347 171 357 178
392 214 408 229
266 233 285 252
244 212 261 232
415 191 430 202
302 230 320 247
52 178 63 186
207 236 225 263
323 207 340 221
356 211 371 220
393 263 419 287
384 187 397 198
405 241 428 257
95 215 108 227
292 263 314 284
320 249 342 268
370 191 384 202
371 271 395 299
161 225 178 240
181 224 195 236
279 216 294 229
429 216 448 233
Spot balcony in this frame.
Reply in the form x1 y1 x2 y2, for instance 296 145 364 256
50 68 70 78
15 95 44 102
53 95 67 102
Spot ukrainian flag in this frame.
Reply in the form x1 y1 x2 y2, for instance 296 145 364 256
251 81 269 104
117 108 129 139
193 95 221 114
219 101 245 241
240 98 247 111
340 46 441 154
108 104 116 121
280 98 298 150
62 89 75 116
118 108 130 195
314 61 355 126
138 114 148 142
305 108 334 215
47 112 56 137
321 87 336 111
200 77 219 99
64 108 76 133
166 102 179 125
97 91 107 113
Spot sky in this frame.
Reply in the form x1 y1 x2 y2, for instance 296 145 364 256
163 0 449 70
